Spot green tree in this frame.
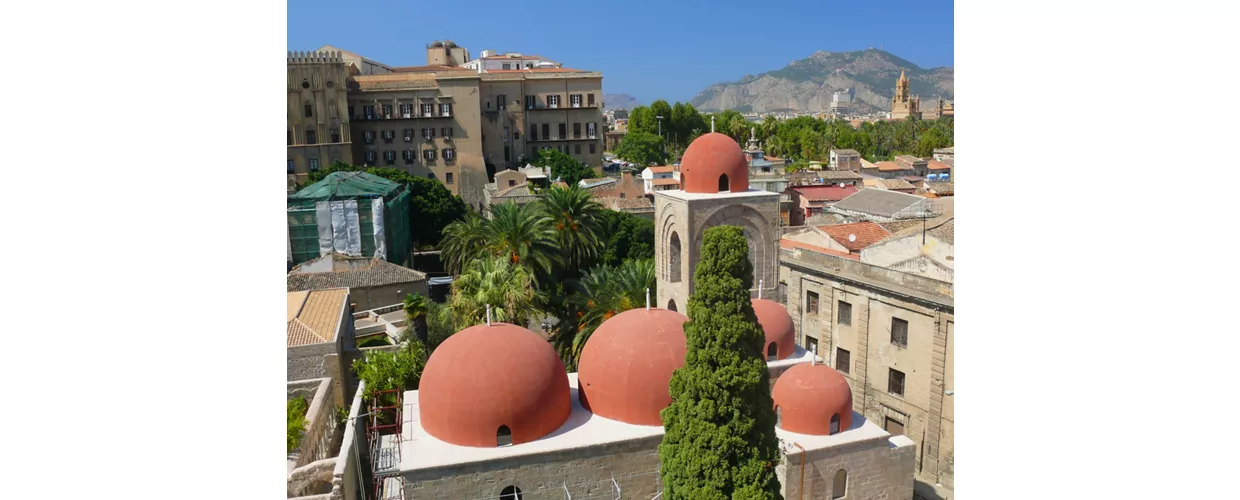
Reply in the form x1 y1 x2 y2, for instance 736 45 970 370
628 105 657 135
614 131 669 167
448 255 542 331
659 225 782 500
439 213 490 275
596 210 655 267
287 396 309 453
406 177 469 249
540 185 605 277
485 201 558 277
533 148 595 185
555 259 656 369
402 293 429 346
649 100 673 138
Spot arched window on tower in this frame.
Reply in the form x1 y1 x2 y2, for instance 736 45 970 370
830 413 840 434
832 469 847 499
500 485 523 500
767 342 778 362
497 425 512 447
669 232 682 283
718 173 730 192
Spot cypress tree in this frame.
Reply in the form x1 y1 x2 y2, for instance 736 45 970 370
659 225 783 500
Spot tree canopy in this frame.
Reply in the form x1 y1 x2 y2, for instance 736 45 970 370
532 148 595 185
659 225 782 500
614 131 669 167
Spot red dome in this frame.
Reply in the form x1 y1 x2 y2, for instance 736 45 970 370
577 308 689 425
753 298 796 361
771 363 854 435
419 323 571 447
680 132 749 194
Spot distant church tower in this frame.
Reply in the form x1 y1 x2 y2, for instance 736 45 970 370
891 70 922 119
655 133 781 313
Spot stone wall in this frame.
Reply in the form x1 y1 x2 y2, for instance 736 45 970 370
288 378 339 482
782 436 916 500
289 342 338 382
404 436 663 500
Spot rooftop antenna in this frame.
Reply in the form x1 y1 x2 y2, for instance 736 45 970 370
646 288 651 310
758 279 764 299
486 304 492 326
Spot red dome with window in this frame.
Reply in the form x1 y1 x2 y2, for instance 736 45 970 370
418 322 571 447
752 298 796 361
577 307 689 425
771 363 854 435
679 132 750 194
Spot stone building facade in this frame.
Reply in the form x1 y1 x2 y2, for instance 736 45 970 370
287 51 354 187
891 70 922 120
779 244 954 491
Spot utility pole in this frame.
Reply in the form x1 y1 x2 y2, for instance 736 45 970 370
656 115 665 155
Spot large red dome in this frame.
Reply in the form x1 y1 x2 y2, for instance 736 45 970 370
753 298 796 361
680 132 749 194
418 322 571 447
772 363 854 435
577 308 689 425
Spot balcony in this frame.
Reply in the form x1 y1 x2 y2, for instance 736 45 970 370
528 135 602 143
527 104 600 111
353 113 447 122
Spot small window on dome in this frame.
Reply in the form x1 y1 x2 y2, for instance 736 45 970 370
718 173 730 192
497 425 512 447
667 299 677 312
830 413 840 434
766 342 778 362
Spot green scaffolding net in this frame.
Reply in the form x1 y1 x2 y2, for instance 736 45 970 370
287 172 413 266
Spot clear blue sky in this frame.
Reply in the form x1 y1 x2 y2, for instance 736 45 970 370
288 0 953 104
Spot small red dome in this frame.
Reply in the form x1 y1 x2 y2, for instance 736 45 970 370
772 363 854 435
577 308 689 425
680 133 749 194
753 298 796 361
419 323 571 447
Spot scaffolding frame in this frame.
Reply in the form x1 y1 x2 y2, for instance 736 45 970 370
366 388 404 500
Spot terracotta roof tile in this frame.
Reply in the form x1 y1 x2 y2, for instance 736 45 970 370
881 178 916 191
817 222 892 252
651 178 680 186
927 159 952 171
780 239 860 260
647 166 675 173
876 161 907 172
286 288 348 347
790 185 858 202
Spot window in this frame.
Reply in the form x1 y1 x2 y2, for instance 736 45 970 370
364 151 376 165
529 124 538 141
513 131 520 140
558 123 566 139
888 368 905 397
363 105 375 120
444 148 455 162
403 150 414 163
421 103 434 117
301 80 309 89
587 93 595 106
440 103 452 117
837 301 852 325
587 122 597 138
502 63 511 70
497 426 512 447
330 128 340 143
287 130 294 145
364 131 374 144
829 414 840 434
400 103 413 118
884 417 905 436
891 318 908 348
305 129 317 145
718 174 729 191
573 122 581 138
589 143 596 154
805 335 818 356
308 158 319 171
526 95 536 110
287 159 294 174
499 485 522 500
428 173 436 179
541 124 550 140
303 102 313 118
422 128 434 140
806 291 819 315
404 129 413 142
835 348 850 374
381 104 392 119
424 149 436 161
383 151 396 164
832 470 847 499
669 232 682 282
497 94 506 109
574 144 581 155
548 95 560 108
504 146 510 161
508 179 516 187
766 343 777 362
620 192 626 199
571 94 582 108
442 127 452 139
383 129 394 142
446 172 454 184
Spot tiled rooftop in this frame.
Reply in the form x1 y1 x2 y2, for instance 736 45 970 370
819 222 892 252
286 288 348 347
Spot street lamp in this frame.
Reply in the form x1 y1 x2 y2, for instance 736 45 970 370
656 115 665 156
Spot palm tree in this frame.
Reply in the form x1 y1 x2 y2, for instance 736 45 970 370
448 255 542 331
402 293 429 346
439 214 489 275
539 186 605 276
554 258 657 369
484 202 558 278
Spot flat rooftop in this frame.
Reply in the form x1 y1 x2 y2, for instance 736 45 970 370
400 350 821 472
654 188 781 201
776 412 899 452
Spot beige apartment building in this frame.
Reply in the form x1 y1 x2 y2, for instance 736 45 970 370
287 51 354 187
287 41 604 209
779 242 954 493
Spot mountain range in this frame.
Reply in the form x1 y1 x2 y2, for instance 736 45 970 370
688 49 953 115
603 93 642 110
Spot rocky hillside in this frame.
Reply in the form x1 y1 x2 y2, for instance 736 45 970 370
689 49 953 115
604 93 641 110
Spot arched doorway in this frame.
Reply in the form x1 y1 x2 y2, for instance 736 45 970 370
669 232 682 283
718 173 729 192
497 425 512 447
500 485 523 500
766 342 778 361
667 299 677 312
